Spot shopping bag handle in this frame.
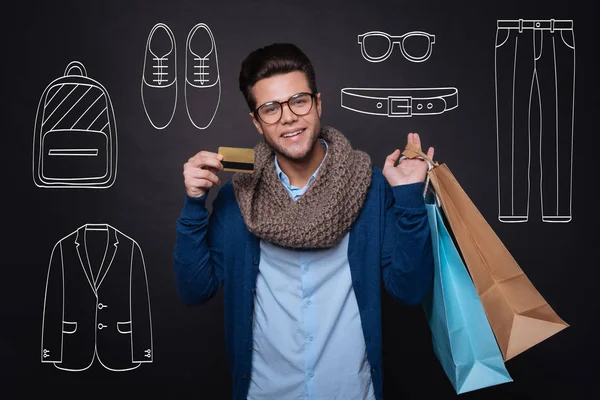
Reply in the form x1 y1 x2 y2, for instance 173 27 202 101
400 142 438 168
399 142 439 200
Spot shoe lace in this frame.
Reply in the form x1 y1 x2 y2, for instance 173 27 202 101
193 55 210 85
153 55 169 85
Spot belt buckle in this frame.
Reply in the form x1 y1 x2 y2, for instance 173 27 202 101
388 96 412 116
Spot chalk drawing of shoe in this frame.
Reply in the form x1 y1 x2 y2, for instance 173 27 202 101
141 23 177 130
185 23 221 130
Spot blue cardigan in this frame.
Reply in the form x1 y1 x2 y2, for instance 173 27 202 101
173 167 434 400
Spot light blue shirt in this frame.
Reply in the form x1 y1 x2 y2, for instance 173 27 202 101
248 140 375 400
273 139 328 200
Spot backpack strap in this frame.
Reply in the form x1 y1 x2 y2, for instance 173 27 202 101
64 61 87 77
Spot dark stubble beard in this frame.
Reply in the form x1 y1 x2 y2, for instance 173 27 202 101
264 124 322 162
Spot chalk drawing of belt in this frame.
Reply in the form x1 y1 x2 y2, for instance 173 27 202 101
340 87 458 117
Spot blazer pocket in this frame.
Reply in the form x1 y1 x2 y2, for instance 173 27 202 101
117 321 132 334
62 321 77 334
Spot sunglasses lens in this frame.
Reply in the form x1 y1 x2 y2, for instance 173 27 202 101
362 34 391 60
402 34 432 59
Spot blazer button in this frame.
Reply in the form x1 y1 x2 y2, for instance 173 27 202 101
241 373 248 379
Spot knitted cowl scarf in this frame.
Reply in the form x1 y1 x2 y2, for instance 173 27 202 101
231 125 372 250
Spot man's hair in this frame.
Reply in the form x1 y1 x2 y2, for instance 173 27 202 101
239 43 318 112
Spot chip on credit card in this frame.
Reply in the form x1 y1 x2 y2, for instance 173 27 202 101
217 146 254 173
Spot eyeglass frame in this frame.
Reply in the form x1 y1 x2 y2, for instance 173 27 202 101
357 30 436 63
253 92 317 124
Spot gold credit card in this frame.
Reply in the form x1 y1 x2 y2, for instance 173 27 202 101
218 146 254 173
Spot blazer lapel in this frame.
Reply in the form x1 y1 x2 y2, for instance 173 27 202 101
74 226 97 295
95 224 119 290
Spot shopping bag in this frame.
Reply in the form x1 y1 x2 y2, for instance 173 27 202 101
403 143 568 361
423 194 512 394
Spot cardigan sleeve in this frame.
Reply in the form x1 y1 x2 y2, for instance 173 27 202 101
380 180 434 306
173 188 227 306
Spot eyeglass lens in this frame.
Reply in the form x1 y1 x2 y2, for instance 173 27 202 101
257 93 313 124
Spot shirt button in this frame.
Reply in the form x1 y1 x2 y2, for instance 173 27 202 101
304 265 310 272
308 335 314 341
306 300 312 305
309 372 314 377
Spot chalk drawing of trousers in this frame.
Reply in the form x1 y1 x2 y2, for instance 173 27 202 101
494 19 575 223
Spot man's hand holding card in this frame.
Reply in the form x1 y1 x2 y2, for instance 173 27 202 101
183 147 254 198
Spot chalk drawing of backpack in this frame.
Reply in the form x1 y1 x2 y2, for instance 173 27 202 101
32 61 117 188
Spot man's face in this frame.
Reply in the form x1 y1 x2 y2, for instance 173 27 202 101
249 71 322 162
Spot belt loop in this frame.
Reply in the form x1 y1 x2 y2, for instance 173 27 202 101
518 19 523 33
550 19 555 33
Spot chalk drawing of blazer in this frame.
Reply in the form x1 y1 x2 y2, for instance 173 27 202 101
41 224 153 371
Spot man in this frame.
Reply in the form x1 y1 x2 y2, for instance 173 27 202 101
174 43 434 400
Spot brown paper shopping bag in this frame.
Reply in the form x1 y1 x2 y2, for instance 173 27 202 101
402 143 568 361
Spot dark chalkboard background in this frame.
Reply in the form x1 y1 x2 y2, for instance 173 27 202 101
3 0 598 398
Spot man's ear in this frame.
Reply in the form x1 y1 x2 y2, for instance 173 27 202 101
249 112 264 135
316 93 322 118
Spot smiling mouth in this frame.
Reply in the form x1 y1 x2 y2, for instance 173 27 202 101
282 129 304 138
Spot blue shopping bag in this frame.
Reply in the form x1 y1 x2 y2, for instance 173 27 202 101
423 198 513 394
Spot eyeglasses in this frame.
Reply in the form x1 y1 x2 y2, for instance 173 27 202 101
254 92 316 124
358 30 436 63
